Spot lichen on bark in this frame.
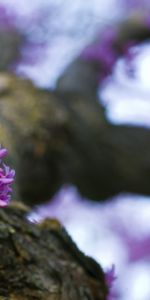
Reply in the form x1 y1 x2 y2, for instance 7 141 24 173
0 203 108 300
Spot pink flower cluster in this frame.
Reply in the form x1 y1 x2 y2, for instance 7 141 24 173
105 265 117 300
0 147 15 207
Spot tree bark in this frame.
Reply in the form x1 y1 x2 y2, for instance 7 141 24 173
0 71 150 205
0 202 108 300
0 16 150 205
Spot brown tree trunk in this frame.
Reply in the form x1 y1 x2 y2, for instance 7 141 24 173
0 202 108 300
0 72 150 205
0 16 150 205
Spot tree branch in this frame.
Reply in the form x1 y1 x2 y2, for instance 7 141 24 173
0 202 108 300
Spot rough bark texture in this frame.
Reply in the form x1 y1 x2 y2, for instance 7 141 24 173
0 202 108 300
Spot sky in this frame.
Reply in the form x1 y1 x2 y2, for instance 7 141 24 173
0 0 123 87
2 0 150 128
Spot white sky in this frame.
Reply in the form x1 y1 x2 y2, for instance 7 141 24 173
101 43 150 127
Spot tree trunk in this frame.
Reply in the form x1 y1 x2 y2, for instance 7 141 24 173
0 72 150 205
0 16 150 205
0 202 108 300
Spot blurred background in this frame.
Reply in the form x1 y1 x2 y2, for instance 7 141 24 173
0 0 150 299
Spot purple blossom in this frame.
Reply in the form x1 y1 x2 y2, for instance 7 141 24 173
82 18 150 82
0 146 15 207
123 0 150 11
0 147 8 158
82 27 118 80
82 25 132 81
0 6 17 30
105 265 117 300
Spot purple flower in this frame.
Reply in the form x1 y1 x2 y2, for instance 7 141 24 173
0 147 7 159
105 265 117 300
82 27 118 79
82 26 136 81
82 18 150 83
0 147 15 207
